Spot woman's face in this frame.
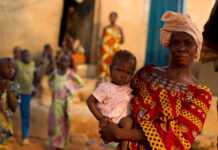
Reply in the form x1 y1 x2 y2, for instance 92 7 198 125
109 13 118 25
169 32 197 67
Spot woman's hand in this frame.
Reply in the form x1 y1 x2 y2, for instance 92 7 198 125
100 122 119 143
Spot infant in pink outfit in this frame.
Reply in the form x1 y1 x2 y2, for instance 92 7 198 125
87 50 137 150
93 81 132 124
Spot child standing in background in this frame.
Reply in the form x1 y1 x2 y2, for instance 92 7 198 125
12 46 22 63
15 50 35 145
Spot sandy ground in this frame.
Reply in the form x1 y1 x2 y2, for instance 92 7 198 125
4 77 218 150
9 100 217 150
10 101 114 150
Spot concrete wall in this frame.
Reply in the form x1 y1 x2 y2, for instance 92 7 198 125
0 0 216 69
99 0 150 69
0 0 62 57
186 0 218 94
99 0 215 69
186 0 214 32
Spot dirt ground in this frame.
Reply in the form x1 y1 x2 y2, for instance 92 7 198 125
10 101 113 150
4 77 218 150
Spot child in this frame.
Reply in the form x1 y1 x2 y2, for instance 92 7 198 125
13 46 22 62
72 38 86 65
0 58 18 149
15 49 35 145
34 44 54 99
87 50 136 150
48 54 83 150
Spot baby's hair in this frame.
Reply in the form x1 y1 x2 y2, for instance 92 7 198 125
111 50 137 70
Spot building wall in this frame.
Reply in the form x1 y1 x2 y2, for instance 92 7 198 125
0 0 62 57
186 0 218 94
0 0 215 69
99 0 150 69
186 0 214 32
99 0 215 68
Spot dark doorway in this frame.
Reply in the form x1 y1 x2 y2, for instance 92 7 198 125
59 0 95 63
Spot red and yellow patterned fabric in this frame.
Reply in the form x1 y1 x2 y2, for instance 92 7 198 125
129 66 212 150
100 26 122 79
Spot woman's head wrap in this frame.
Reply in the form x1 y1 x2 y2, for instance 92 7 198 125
160 11 203 61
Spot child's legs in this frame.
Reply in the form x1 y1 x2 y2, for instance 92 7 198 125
20 94 32 139
118 116 133 150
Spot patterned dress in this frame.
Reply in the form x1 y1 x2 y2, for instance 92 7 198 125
48 70 79 149
0 92 14 145
129 66 212 150
100 26 122 79
48 73 71 148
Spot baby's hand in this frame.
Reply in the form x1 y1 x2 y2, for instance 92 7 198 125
99 116 112 128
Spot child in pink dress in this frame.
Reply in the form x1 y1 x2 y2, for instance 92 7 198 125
87 50 136 150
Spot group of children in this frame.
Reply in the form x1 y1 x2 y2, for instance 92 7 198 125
0 37 137 150
46 48 137 150
0 34 86 149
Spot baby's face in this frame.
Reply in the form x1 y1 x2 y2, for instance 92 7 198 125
110 62 135 85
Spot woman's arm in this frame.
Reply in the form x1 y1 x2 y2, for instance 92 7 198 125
119 26 125 44
101 122 146 142
116 127 145 141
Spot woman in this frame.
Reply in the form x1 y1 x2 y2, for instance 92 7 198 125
100 11 124 80
100 11 213 150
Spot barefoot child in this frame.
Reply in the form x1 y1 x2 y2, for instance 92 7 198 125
15 50 35 145
48 54 83 150
87 50 136 150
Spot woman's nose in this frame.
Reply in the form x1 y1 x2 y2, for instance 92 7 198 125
177 42 186 52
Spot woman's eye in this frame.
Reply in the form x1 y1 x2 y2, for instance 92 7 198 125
185 41 194 48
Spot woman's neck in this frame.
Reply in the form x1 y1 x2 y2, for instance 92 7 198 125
110 23 116 27
166 64 193 83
